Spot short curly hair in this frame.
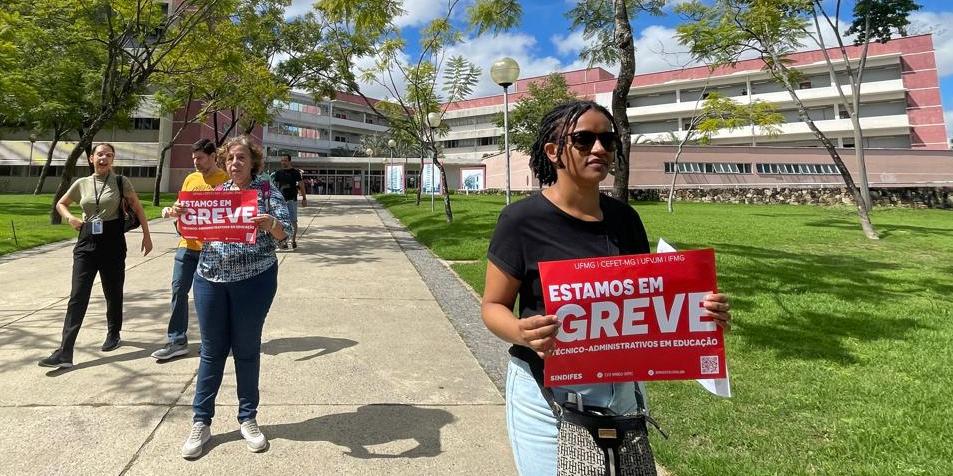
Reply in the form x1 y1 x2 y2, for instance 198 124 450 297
529 100 624 186
221 135 265 176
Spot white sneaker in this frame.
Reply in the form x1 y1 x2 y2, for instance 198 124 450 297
181 421 211 459
240 419 268 452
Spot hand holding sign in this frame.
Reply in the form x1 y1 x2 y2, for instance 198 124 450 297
518 315 559 358
540 249 730 386
176 190 259 244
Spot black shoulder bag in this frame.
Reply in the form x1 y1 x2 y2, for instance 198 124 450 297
116 175 140 233
530 362 666 476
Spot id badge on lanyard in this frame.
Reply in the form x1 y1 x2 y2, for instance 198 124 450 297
90 218 104 235
91 173 109 235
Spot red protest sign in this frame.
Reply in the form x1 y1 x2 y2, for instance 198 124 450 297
176 190 259 244
539 249 726 386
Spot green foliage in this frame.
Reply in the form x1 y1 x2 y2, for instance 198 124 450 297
567 0 664 67
442 56 482 104
467 0 522 35
691 92 783 144
378 193 953 475
847 0 921 44
497 73 578 154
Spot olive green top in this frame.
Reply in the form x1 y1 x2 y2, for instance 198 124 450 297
65 173 134 222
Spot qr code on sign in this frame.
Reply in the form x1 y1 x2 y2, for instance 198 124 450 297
700 356 719 375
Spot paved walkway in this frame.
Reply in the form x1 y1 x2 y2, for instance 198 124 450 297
0 196 515 475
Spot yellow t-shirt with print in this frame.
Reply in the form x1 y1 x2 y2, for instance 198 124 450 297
178 169 229 250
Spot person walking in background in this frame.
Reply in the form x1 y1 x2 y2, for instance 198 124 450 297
174 135 291 459
151 139 228 361
271 154 306 249
480 101 732 475
39 143 153 369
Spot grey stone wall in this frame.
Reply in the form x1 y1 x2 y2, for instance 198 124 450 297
631 187 953 209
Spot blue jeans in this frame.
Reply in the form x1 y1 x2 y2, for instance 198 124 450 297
505 356 642 476
191 263 277 425
168 248 200 345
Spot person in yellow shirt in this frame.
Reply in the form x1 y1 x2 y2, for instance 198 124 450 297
152 139 229 360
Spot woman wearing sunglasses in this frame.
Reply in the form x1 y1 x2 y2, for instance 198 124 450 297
481 100 732 475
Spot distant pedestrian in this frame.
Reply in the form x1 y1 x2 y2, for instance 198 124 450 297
271 154 306 249
151 139 228 361
39 143 153 369
179 135 291 459
480 101 732 475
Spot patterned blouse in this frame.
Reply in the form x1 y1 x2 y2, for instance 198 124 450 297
197 174 293 283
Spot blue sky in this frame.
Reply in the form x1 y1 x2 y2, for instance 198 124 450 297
287 0 953 134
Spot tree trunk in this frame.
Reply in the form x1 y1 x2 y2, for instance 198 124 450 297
153 143 174 206
610 0 635 202
435 156 453 223
49 119 107 224
34 127 64 195
850 99 872 211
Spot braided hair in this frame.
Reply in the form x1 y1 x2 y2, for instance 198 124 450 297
529 100 625 186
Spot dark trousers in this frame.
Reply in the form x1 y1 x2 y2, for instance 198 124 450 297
58 219 126 361
167 248 200 345
191 263 277 424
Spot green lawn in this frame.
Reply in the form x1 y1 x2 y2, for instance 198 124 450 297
376 193 953 475
0 193 176 256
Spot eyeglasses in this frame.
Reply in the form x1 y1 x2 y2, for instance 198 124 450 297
567 131 617 152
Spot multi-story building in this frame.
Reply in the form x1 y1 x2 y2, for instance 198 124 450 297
448 34 952 191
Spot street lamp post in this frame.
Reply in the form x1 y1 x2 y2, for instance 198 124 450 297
365 148 374 195
387 138 397 193
491 57 520 205
426 112 442 212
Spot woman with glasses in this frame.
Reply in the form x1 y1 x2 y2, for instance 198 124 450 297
480 100 732 475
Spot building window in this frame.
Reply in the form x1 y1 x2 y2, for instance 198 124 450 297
334 135 348 143
444 139 459 149
334 113 347 119
839 110 851 119
133 118 161 130
664 162 751 174
799 81 812 89
479 136 498 146
756 163 839 175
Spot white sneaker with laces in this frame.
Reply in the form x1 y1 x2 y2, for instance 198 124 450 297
240 419 268 452
181 421 211 459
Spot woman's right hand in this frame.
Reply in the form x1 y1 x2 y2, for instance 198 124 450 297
68 217 83 231
519 315 560 358
167 200 184 218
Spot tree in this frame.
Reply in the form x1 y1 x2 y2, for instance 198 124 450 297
675 0 883 239
497 73 578 154
308 0 512 223
664 89 783 212
810 0 921 211
568 0 665 202
8 0 235 224
148 0 289 204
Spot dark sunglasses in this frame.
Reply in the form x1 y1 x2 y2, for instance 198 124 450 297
567 131 617 152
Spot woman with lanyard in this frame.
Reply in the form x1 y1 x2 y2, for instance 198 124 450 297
170 135 291 458
39 143 153 369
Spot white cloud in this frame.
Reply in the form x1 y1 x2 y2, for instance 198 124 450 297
394 0 455 28
551 31 586 57
443 32 564 97
284 0 313 19
910 11 953 77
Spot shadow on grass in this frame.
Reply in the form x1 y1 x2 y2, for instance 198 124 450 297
736 307 931 365
804 218 953 238
672 242 939 365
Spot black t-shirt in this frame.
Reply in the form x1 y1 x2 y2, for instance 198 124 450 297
272 168 303 201
487 192 650 377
